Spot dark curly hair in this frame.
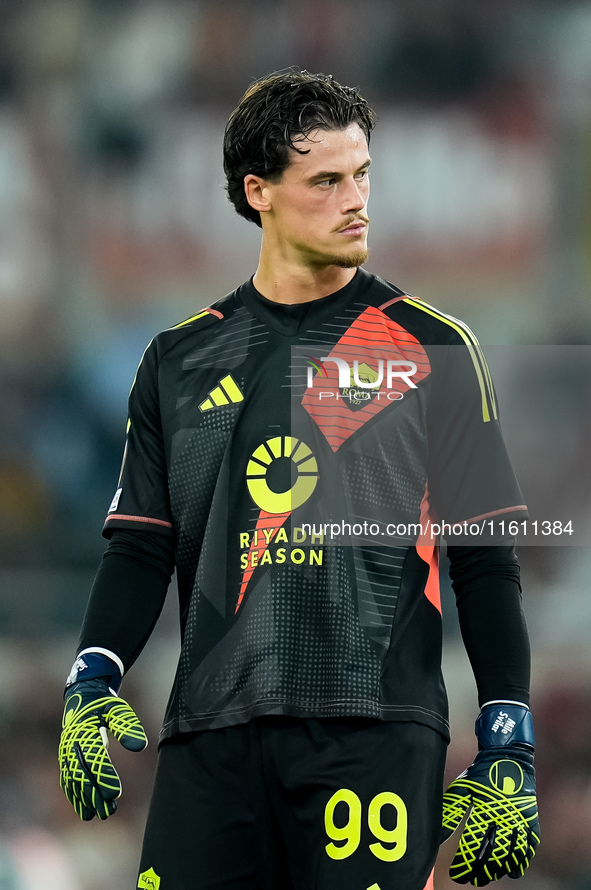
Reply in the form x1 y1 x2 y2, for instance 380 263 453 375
223 69 377 227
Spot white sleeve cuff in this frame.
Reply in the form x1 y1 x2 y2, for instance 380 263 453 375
481 699 529 710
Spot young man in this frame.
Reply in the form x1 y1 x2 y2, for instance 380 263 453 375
59 71 540 890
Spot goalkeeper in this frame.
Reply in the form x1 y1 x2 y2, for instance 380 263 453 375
58 69 539 890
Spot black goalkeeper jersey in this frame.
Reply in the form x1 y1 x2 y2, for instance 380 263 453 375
103 268 526 742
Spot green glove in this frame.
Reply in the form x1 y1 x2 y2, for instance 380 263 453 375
441 703 540 885
59 653 147 821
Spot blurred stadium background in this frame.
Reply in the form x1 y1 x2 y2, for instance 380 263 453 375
1 0 591 886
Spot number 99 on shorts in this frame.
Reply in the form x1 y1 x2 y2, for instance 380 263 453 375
324 789 408 862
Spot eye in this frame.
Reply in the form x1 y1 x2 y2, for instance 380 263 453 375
355 169 369 181
317 177 337 188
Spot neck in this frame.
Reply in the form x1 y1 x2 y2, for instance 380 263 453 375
253 245 358 305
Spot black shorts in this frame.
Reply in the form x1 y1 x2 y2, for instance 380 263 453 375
137 717 446 890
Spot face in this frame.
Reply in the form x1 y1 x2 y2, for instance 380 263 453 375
255 123 371 269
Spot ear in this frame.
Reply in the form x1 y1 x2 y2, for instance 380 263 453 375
244 174 272 216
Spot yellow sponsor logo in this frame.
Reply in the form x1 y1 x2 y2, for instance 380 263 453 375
246 436 318 514
238 524 324 570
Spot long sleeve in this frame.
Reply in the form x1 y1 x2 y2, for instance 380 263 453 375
447 544 530 707
77 528 176 672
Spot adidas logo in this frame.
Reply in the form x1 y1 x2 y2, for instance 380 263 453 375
199 374 244 412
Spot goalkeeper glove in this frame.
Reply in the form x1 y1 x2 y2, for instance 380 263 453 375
441 702 540 885
59 651 147 821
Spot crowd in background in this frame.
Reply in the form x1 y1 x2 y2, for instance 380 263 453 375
1 0 591 886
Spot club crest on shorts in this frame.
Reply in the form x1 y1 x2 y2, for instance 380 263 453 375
138 867 160 889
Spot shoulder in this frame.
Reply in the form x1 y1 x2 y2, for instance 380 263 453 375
129 289 242 393
395 296 481 349
365 274 480 348
148 288 241 360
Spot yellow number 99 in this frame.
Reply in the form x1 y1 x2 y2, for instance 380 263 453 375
368 792 408 861
324 789 362 860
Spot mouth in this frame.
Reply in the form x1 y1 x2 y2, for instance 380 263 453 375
338 221 368 236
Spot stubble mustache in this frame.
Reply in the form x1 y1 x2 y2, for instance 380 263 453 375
332 214 370 233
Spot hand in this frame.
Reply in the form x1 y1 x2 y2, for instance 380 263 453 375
441 703 540 885
59 678 147 820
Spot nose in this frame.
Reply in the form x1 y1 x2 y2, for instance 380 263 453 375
341 175 367 214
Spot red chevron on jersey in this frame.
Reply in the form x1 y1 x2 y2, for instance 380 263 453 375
416 485 441 615
301 306 431 452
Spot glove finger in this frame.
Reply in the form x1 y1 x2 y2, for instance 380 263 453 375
70 779 117 821
476 819 533 884
61 748 99 821
503 825 528 879
94 796 118 821
73 737 122 811
67 751 118 821
507 857 528 880
72 793 96 822
477 818 530 885
59 750 74 800
60 765 86 815
474 849 506 886
60 737 93 812
441 782 472 844
507 848 532 881
483 821 525 883
104 699 148 752
70 779 108 822
71 762 117 821
60 713 122 796
450 820 496 886
506 827 538 880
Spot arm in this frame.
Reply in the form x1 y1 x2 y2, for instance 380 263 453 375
424 331 539 882
60 332 177 820
59 529 175 821
78 528 175 670
59 529 174 821
441 544 539 885
448 543 530 707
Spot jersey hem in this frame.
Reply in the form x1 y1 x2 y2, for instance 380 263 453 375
159 701 450 745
